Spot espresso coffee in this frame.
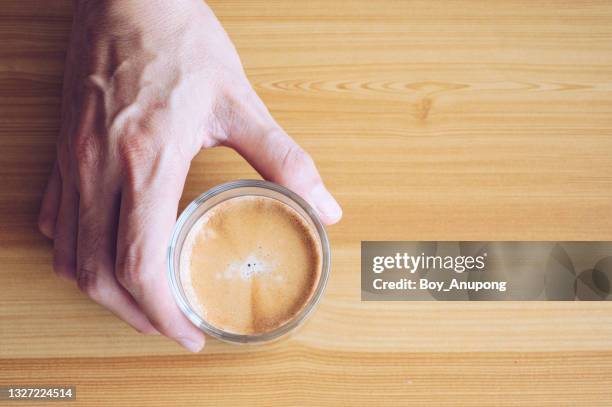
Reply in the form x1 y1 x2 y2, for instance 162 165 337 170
180 195 322 336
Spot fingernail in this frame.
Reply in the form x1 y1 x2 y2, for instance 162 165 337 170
178 336 205 353
311 184 342 222
38 219 55 239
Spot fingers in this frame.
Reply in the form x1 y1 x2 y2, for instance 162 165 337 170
38 161 62 239
52 176 79 281
115 150 205 352
76 184 159 335
224 88 342 225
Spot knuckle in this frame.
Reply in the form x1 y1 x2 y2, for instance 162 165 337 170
76 266 103 299
77 266 100 298
153 318 177 335
116 252 145 292
117 131 159 179
279 143 317 181
72 132 99 172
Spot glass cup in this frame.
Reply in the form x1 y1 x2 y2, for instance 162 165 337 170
167 180 331 344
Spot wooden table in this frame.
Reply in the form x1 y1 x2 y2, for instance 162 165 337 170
1 1 611 405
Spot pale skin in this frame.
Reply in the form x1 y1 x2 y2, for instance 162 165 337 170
37 0 342 352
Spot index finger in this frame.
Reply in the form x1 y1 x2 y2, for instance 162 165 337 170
115 147 205 352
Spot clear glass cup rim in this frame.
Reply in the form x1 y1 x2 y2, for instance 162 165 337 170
167 179 331 344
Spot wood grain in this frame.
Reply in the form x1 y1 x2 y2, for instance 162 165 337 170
1 0 611 405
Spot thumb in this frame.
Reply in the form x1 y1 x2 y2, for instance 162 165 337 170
223 88 342 225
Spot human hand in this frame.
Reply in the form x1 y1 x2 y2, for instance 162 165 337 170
38 0 342 352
